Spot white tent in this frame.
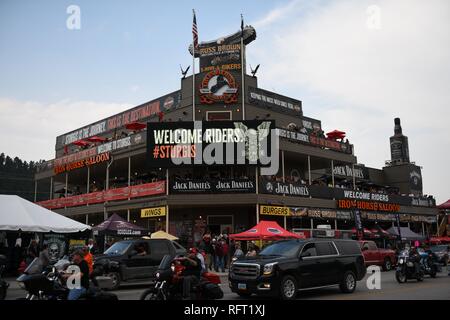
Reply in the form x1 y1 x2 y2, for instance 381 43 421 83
0 195 91 233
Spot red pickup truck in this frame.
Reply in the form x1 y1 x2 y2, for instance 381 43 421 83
358 240 396 271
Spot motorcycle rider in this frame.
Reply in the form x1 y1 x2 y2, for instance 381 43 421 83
178 248 202 300
62 250 90 300
409 246 421 278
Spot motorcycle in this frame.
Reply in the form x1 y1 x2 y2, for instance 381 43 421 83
140 255 224 300
16 257 118 300
419 249 441 278
395 250 424 283
0 254 9 300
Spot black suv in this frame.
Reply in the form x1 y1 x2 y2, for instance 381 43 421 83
94 239 186 289
229 238 366 300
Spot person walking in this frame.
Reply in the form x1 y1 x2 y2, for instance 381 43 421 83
214 239 225 273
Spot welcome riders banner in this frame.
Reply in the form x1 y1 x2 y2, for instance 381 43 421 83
146 120 275 168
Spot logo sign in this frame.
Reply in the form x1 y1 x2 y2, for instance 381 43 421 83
146 120 275 168
141 206 167 218
199 43 242 73
260 205 290 216
199 69 238 104
260 180 310 197
409 167 423 191
54 152 110 174
337 200 400 212
170 178 255 194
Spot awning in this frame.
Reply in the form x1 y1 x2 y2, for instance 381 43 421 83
229 221 304 241
0 195 90 233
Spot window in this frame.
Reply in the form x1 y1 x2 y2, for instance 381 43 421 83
368 241 377 250
316 242 338 256
149 241 170 259
301 243 317 257
335 241 361 255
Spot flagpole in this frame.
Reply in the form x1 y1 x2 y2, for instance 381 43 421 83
241 15 245 121
192 9 196 121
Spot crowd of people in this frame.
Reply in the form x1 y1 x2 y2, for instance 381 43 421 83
194 232 260 273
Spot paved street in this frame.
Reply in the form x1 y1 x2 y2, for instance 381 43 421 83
4 269 450 300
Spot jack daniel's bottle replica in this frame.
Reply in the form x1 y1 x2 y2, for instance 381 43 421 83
389 118 410 165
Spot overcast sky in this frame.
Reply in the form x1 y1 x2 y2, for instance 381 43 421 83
0 0 449 203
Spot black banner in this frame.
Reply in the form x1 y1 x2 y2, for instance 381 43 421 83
259 180 310 197
248 87 302 116
146 120 274 168
170 178 256 194
57 91 181 148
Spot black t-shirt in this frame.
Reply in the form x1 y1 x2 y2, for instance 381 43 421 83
182 256 201 277
77 260 90 289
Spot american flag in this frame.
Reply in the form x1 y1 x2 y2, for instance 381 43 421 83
192 10 198 49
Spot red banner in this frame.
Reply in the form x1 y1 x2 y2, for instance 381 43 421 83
37 181 165 209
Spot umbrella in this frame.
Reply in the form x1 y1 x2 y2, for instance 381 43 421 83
326 129 346 140
72 139 90 147
86 136 107 143
437 199 450 210
125 122 146 131
92 213 147 237
151 230 179 241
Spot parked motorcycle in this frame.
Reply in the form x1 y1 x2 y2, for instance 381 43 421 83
140 255 223 300
0 254 9 300
16 257 118 300
419 249 441 278
395 250 424 283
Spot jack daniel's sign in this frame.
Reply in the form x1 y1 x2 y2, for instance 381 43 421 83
260 180 310 197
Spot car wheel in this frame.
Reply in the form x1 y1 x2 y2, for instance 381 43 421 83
382 258 392 271
237 292 252 298
279 275 298 300
339 270 357 293
107 272 121 290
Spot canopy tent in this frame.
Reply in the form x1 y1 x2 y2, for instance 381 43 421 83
0 195 90 233
150 230 179 241
437 199 450 210
72 139 90 147
92 213 147 237
386 226 425 241
229 221 304 241
86 136 107 143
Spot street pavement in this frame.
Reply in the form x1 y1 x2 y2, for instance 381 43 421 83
4 269 450 300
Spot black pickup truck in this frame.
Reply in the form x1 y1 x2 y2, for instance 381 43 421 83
229 238 366 300
94 239 186 289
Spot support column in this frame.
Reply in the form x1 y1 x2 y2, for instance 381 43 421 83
335 219 338 230
331 160 335 187
256 204 259 224
85 214 89 225
65 173 68 198
307 155 312 185
105 165 109 191
165 206 169 233
128 157 131 188
310 218 314 232
166 169 169 196
255 167 259 194
127 209 130 222
422 222 425 236
86 166 90 194
34 180 37 202
284 215 287 230
281 151 285 182
49 177 53 200
352 163 356 190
